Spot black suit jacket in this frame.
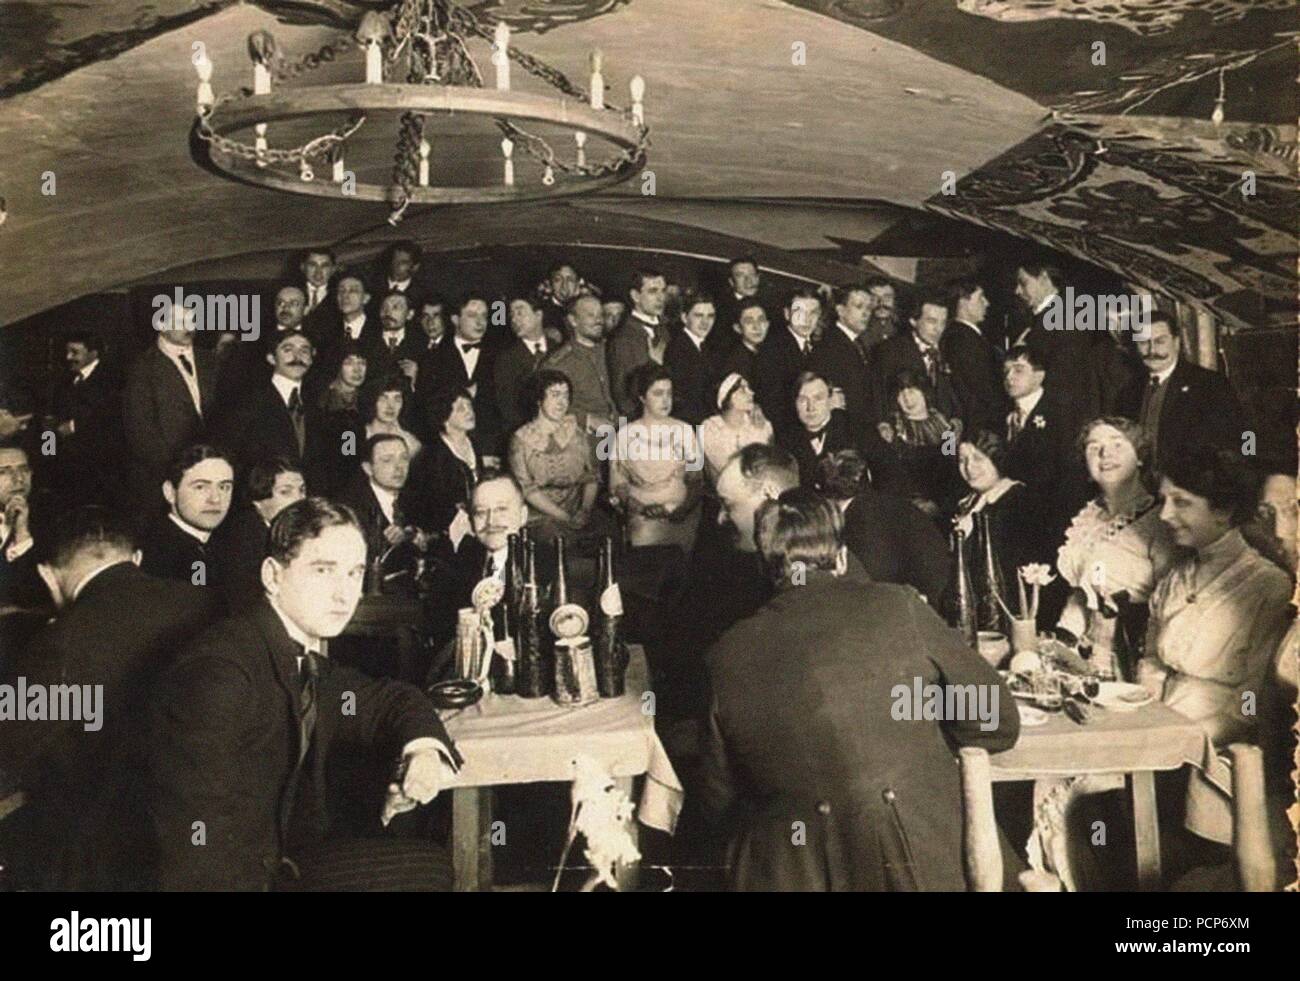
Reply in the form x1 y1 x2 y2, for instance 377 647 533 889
607 316 664 418
365 329 426 392
0 526 46 610
214 378 327 491
122 344 217 507
941 321 1006 434
1002 390 1088 536
148 598 459 891
700 576 1018 891
869 332 961 422
1117 359 1248 472
1019 307 1098 431
209 504 270 611
139 513 217 588
843 489 953 611
493 337 550 436
754 326 811 436
808 323 875 437
783 411 902 496
0 563 219 889
46 362 120 496
664 330 717 426
414 338 502 451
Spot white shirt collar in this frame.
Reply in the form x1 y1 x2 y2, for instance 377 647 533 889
343 313 366 336
836 322 859 344
685 330 707 351
382 328 406 348
956 319 983 338
389 278 412 292
786 325 811 351
525 336 546 355
370 480 398 523
157 335 196 359
77 360 100 381
71 558 131 601
268 595 322 656
1014 388 1044 418
1150 362 1177 386
631 310 659 331
168 511 212 544
487 544 508 579
270 373 300 407
1033 292 1058 316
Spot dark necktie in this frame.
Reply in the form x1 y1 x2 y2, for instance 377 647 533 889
72 373 82 386
387 335 399 351
1138 375 1160 429
920 345 938 384
460 341 481 352
177 353 195 377
288 387 306 457
298 649 320 764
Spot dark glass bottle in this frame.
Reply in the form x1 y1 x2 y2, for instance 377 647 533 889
488 537 518 695
952 527 978 649
977 510 1009 634
593 536 629 697
515 537 548 697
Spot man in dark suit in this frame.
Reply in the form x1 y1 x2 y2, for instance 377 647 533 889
1012 262 1098 430
607 269 669 418
214 330 327 490
368 241 425 309
784 371 899 495
211 457 305 610
298 248 337 336
149 497 462 891
494 295 552 436
1 506 220 889
713 256 778 354
664 289 720 426
808 285 876 438
819 450 952 612
862 275 901 352
415 293 501 454
366 292 425 394
337 433 430 565
0 443 46 609
870 290 961 423
942 280 1006 435
1089 313 1146 417
122 307 218 517
139 443 234 588
309 275 376 399
1122 314 1248 472
700 488 1018 891
716 298 770 387
755 287 821 436
43 332 121 508
215 285 309 414
999 346 1085 539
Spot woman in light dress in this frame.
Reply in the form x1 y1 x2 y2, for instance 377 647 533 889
698 373 773 485
609 363 704 550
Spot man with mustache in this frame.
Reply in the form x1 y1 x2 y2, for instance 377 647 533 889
366 292 425 394
1120 314 1248 474
214 330 326 491
216 285 310 413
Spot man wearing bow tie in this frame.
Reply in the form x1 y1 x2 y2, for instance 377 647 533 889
494 295 552 434
415 292 502 454
608 269 669 417
869 290 961 424
149 497 462 890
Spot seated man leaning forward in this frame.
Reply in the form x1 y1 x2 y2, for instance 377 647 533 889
700 488 1018 891
148 497 463 891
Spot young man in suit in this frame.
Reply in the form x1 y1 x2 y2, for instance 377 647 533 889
494 295 552 436
664 288 719 426
869 290 961 424
717 298 770 388
299 248 337 331
1012 262 1098 429
309 275 375 398
215 330 326 491
755 287 821 437
139 443 234 587
414 293 501 453
607 269 669 418
808 285 876 439
43 331 121 508
712 256 776 355
211 457 305 610
785 371 899 495
700 488 1018 891
149 496 462 891
370 241 425 307
337 433 430 567
942 280 1006 435
122 305 217 518
1125 314 1248 473
2 506 220 889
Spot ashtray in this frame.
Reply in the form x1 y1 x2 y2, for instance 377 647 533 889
426 679 484 709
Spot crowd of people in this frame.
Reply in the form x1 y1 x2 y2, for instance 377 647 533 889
0 239 1294 891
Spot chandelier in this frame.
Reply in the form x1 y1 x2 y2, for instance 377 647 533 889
190 0 650 224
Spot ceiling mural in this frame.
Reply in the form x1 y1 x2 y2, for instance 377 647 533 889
954 0 1296 38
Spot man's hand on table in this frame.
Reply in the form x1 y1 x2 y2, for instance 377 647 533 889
380 743 459 826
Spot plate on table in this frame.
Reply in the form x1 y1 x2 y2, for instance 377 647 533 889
1017 704 1050 727
1093 682 1153 712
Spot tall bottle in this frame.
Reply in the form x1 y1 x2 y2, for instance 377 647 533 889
977 510 1009 634
549 536 598 705
515 537 548 697
593 536 629 697
488 536 518 695
952 528 978 650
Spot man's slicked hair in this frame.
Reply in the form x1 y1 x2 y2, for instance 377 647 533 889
166 443 232 488
42 505 135 568
754 487 843 585
267 497 361 564
630 268 666 294
735 442 799 492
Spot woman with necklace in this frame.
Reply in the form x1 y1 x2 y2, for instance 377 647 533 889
1055 417 1175 680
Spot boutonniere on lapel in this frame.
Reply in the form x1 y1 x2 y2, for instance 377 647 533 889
1032 416 1047 429
1179 385 1190 393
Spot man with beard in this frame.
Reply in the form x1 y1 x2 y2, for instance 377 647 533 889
862 276 900 351
367 292 425 394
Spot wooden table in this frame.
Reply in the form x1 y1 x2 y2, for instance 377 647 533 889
990 697 1218 890
438 647 681 892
